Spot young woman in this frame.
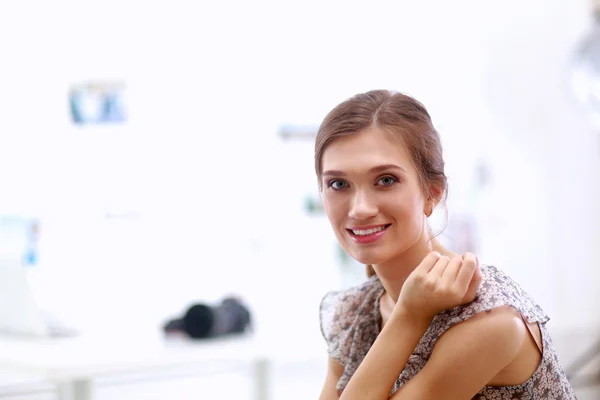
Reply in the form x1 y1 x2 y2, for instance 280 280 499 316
316 90 576 399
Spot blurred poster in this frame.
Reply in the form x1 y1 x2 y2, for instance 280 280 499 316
69 81 127 125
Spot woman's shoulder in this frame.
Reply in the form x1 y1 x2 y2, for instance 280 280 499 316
442 264 549 325
319 276 383 362
320 275 381 309
320 276 382 329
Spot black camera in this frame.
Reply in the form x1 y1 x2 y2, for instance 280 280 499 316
163 297 252 339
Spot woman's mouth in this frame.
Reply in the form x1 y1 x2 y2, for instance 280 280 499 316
347 224 391 244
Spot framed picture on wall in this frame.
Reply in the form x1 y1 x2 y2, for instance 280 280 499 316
69 81 126 125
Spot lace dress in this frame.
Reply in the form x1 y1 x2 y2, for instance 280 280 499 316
319 265 577 399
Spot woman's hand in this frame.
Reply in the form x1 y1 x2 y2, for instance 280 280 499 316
395 252 482 322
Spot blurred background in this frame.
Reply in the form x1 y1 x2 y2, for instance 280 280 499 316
0 0 599 398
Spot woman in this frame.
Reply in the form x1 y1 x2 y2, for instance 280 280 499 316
316 90 576 399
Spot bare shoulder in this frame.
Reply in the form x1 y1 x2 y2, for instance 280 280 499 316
436 306 527 356
458 305 525 327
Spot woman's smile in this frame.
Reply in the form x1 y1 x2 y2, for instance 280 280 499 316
347 224 391 244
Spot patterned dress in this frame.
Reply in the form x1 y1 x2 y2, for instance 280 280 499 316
319 265 577 399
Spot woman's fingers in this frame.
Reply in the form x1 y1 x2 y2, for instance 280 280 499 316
429 255 451 279
441 256 463 283
414 251 443 274
398 252 482 320
454 252 478 291
461 261 483 304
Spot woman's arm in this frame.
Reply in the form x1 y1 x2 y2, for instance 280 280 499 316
339 306 432 399
319 357 345 400
339 252 483 400
389 306 526 400
337 307 526 400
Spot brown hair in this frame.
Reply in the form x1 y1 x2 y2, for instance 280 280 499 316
314 90 448 278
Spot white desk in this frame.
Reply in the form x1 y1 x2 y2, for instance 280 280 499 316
0 332 270 400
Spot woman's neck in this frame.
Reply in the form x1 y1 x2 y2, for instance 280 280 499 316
374 238 457 304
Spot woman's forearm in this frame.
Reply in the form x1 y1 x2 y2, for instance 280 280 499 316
339 307 431 400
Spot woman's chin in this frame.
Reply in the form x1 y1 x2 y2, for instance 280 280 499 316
348 252 389 266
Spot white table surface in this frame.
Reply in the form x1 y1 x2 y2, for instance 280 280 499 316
0 332 264 380
0 331 272 400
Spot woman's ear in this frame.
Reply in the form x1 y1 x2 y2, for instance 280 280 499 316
423 194 434 217
430 184 444 203
425 184 444 215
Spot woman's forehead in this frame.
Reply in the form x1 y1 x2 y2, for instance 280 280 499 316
321 127 413 172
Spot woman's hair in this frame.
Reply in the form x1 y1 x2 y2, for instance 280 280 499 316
314 90 448 278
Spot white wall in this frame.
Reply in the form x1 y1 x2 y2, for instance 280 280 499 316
0 0 597 350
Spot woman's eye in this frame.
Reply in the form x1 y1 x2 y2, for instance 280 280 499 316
377 176 397 186
328 180 348 190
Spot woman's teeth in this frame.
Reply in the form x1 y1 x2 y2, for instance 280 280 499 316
352 226 387 236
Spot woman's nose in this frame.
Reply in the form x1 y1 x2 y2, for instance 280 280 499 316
348 190 378 220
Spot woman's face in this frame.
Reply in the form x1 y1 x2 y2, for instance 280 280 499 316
320 127 430 267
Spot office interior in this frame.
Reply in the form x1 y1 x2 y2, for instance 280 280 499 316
0 0 599 399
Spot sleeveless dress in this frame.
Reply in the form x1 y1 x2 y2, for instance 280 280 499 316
319 265 577 399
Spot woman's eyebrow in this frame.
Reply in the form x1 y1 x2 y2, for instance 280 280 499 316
322 164 406 177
